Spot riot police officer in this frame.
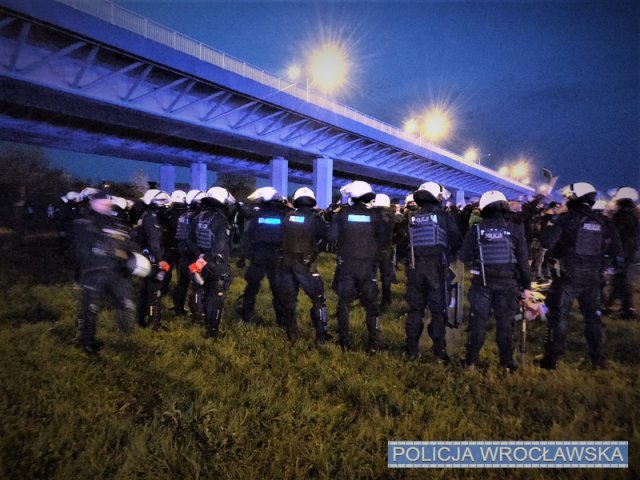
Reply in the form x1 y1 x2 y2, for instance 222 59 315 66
172 189 205 316
189 187 235 338
373 193 404 311
604 187 639 319
72 190 150 355
279 187 330 342
136 189 172 330
329 181 386 352
459 190 531 370
404 182 461 361
539 183 623 369
237 186 291 325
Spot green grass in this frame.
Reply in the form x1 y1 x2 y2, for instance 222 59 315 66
1 233 638 479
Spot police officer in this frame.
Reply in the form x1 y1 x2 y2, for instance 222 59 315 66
539 183 623 369
189 187 235 338
172 189 205 316
136 189 172 330
329 181 386 352
279 187 330 342
72 190 150 355
404 182 462 361
237 186 291 325
604 187 639 319
459 190 531 370
373 193 404 311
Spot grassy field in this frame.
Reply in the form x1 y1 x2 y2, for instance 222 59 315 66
0 227 638 479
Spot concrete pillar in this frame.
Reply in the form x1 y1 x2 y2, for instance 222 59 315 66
160 164 175 193
313 157 333 209
455 189 466 208
270 156 288 196
190 162 207 191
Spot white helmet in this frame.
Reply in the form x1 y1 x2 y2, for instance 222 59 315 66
111 196 128 210
247 186 281 203
61 191 79 203
559 182 596 200
611 187 639 202
374 193 391 208
479 190 508 211
170 190 187 204
185 189 205 205
340 181 374 205
127 252 151 278
592 199 607 211
293 187 316 202
404 193 415 206
79 187 99 201
206 186 236 205
141 189 171 206
417 181 451 200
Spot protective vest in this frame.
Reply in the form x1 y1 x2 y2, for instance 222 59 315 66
338 208 378 260
195 213 217 251
409 212 448 249
283 211 316 256
175 211 195 242
252 210 284 245
478 226 516 265
571 215 603 257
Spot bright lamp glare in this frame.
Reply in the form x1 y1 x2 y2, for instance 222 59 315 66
464 148 479 163
309 44 348 92
498 166 509 176
404 118 419 134
423 110 450 141
511 161 529 179
287 64 301 81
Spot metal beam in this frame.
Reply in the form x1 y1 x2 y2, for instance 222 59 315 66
171 90 226 114
255 111 288 136
165 79 196 113
229 102 262 129
128 77 188 103
79 61 143 91
71 45 98 88
6 20 30 71
20 40 86 75
199 91 233 121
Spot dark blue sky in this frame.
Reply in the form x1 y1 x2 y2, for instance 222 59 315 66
49 0 639 192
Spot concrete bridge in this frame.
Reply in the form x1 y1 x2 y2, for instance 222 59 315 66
0 0 533 206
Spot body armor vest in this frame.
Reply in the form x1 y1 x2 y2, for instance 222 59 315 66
339 209 377 260
478 226 516 265
409 212 448 249
175 211 195 241
252 211 284 245
283 211 316 256
195 213 217 250
572 216 603 257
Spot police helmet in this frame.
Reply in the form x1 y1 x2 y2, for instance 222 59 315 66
206 186 236 205
79 187 99 201
341 181 375 205
373 193 391 208
479 190 508 211
185 189 205 206
559 182 596 200
611 187 639 203
141 189 171 207
247 186 282 203
127 251 152 278
61 191 79 203
293 187 316 207
417 182 451 201
170 190 187 204
111 196 128 211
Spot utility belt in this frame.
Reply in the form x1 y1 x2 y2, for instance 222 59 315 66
471 267 517 280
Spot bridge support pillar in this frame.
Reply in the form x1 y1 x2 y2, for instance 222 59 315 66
270 157 288 196
190 162 207 191
160 164 176 193
455 189 466 208
313 157 333 209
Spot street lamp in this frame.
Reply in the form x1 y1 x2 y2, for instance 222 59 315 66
403 108 452 145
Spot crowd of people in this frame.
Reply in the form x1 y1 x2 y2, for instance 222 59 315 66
53 179 639 371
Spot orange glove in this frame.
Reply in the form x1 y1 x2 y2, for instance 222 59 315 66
196 257 207 270
158 260 171 272
188 262 199 274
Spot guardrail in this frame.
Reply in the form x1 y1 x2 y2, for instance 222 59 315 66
54 0 529 189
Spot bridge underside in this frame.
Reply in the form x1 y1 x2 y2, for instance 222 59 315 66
0 1 532 203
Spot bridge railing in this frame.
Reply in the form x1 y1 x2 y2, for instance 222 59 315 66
55 0 528 189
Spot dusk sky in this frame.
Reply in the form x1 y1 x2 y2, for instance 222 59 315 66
46 0 639 193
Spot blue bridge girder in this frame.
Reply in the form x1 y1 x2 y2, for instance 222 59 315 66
0 0 533 202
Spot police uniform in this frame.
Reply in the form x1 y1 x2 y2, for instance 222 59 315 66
459 211 530 368
191 204 232 337
279 205 330 341
172 206 200 315
73 208 137 353
377 207 404 309
329 202 386 351
540 202 623 368
238 201 291 325
405 204 461 359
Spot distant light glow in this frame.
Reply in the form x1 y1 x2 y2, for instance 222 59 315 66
404 118 419 134
464 147 479 163
511 161 530 180
287 64 302 81
423 109 450 141
498 166 509 176
309 43 348 92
